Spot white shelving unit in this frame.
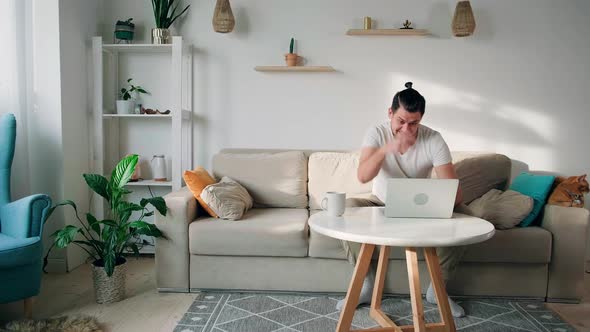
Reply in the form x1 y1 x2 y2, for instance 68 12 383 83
91 36 193 253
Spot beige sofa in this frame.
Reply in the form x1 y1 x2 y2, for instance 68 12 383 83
155 149 590 303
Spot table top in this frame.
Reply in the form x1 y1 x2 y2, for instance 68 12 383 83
308 207 495 247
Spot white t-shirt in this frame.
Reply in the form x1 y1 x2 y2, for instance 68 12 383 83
361 121 452 202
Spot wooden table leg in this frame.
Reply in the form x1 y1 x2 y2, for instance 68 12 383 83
337 243 376 332
370 246 399 329
406 247 426 332
424 248 456 332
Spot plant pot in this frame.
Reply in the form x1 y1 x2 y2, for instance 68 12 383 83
92 258 127 304
152 28 171 44
116 100 135 114
285 53 299 67
212 0 235 33
115 19 135 43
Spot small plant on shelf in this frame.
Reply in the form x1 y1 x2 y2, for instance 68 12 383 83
120 78 149 101
285 37 299 67
151 0 190 29
116 78 149 114
150 0 191 44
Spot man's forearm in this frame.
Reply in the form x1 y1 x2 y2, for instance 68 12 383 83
358 148 387 183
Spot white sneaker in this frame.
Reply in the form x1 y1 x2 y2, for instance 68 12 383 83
426 283 465 318
336 272 375 311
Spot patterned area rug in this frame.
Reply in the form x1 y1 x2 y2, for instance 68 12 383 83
174 293 574 332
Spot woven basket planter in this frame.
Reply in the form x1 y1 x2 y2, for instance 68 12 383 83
212 0 235 33
452 1 476 37
92 258 127 304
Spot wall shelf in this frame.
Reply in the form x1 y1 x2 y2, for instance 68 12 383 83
102 43 172 53
126 180 172 187
254 66 336 72
346 29 430 36
103 114 172 119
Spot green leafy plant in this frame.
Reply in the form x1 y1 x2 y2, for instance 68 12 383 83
151 0 191 29
120 78 149 101
289 38 295 54
43 155 167 277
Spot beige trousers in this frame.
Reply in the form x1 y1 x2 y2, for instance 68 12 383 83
341 196 472 283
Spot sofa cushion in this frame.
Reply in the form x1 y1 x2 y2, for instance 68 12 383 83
509 172 556 227
189 208 309 257
308 152 373 210
200 176 253 220
183 167 219 218
468 189 534 230
309 228 348 260
309 216 551 264
212 151 308 208
433 152 512 204
460 226 551 263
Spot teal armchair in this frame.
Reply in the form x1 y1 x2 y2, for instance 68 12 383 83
0 113 51 317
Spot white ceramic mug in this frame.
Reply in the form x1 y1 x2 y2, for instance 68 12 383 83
321 192 346 217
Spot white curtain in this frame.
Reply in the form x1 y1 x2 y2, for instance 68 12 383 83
0 0 32 199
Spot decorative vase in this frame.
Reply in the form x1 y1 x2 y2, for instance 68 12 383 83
212 0 235 33
116 100 135 114
151 155 167 181
92 258 127 304
152 28 172 44
363 17 372 30
452 1 476 37
285 53 299 67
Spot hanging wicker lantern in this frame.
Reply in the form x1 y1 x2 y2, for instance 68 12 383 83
213 0 235 33
452 1 476 37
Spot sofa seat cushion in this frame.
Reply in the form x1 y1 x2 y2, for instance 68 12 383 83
309 229 348 260
388 226 552 263
461 226 551 263
309 219 551 264
189 208 309 257
0 234 42 268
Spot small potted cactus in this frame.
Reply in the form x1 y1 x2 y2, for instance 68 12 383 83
285 37 298 67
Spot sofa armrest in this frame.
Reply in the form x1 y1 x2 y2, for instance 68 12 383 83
541 205 590 301
0 194 51 239
155 186 198 292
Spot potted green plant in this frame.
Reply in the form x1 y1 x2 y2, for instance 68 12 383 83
116 78 149 115
285 37 298 67
43 155 167 304
151 0 191 44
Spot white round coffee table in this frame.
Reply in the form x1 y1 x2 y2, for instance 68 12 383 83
308 207 495 332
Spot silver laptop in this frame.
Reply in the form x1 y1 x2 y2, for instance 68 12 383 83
384 178 459 218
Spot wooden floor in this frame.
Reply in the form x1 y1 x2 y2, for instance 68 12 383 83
1 257 589 331
0 257 196 331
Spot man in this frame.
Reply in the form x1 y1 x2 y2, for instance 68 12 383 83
337 82 467 318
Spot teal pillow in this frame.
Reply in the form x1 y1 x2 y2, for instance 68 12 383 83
509 172 555 227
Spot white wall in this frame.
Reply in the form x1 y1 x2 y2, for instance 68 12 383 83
59 0 102 270
101 0 590 178
30 0 67 272
25 0 102 272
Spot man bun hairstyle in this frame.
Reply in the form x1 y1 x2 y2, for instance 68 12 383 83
391 81 426 115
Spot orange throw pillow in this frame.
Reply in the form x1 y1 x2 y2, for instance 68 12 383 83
183 167 219 218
